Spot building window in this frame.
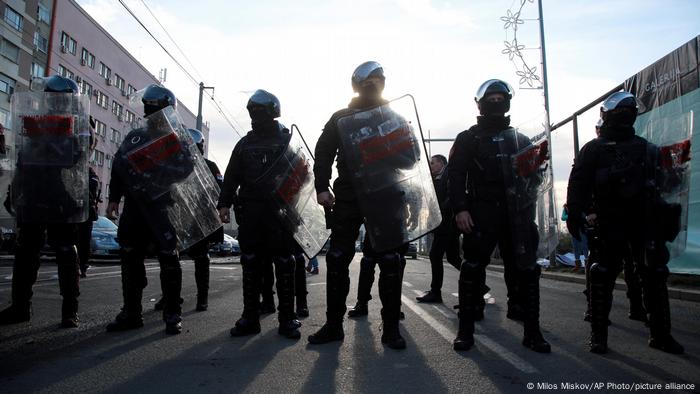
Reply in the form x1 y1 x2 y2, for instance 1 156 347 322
96 91 109 109
68 38 76 55
99 62 111 80
60 32 69 51
57 64 74 79
94 119 107 137
97 151 105 166
37 3 51 24
0 39 20 63
81 48 95 68
33 32 48 53
0 73 16 95
4 7 23 31
114 74 125 91
125 110 136 124
109 129 122 145
0 108 10 130
127 84 136 97
80 80 92 96
30 63 45 78
106 154 112 169
112 101 123 117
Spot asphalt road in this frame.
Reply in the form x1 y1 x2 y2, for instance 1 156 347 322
0 255 698 393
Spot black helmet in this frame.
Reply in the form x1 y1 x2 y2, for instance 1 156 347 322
247 89 281 121
474 79 513 116
351 61 385 96
600 91 638 127
43 75 79 93
141 84 177 116
188 128 205 154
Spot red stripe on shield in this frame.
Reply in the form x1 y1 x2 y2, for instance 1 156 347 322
358 126 413 165
126 133 183 173
659 140 691 170
23 115 73 137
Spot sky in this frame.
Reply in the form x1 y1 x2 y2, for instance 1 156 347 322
77 0 700 214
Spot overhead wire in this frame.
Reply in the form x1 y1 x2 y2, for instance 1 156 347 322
116 0 243 138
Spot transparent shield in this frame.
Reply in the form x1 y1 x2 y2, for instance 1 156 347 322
499 128 557 257
260 125 330 258
337 95 441 252
117 106 221 250
643 111 693 257
10 91 90 223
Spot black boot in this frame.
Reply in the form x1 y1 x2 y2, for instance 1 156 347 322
107 249 147 332
308 319 344 344
194 255 210 311
378 253 405 349
347 302 368 317
416 290 443 303
260 257 276 314
308 248 351 345
0 303 32 325
293 254 309 318
645 265 684 355
164 313 182 335
230 317 261 336
520 266 551 354
381 320 406 349
348 256 376 317
275 256 301 339
159 252 183 333
3 240 41 325
56 246 80 328
454 261 479 351
589 263 611 354
232 253 262 337
106 310 144 332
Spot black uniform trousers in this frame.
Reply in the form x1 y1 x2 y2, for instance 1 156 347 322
13 222 79 314
459 200 541 334
325 199 406 324
116 200 181 317
237 202 296 323
428 230 461 292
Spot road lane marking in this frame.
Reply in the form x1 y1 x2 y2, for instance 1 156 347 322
403 282 413 287
210 266 238 270
401 295 538 374
451 293 458 298
309 282 326 286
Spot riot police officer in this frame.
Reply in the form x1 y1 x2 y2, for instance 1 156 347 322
153 128 223 312
566 91 684 354
416 154 461 304
218 89 301 339
449 79 551 353
309 61 416 349
0 75 88 328
105 84 193 335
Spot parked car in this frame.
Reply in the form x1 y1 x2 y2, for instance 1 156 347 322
209 234 240 256
90 216 120 258
407 241 418 259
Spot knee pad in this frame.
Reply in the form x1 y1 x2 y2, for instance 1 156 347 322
377 253 401 275
274 255 295 273
589 263 609 282
359 256 377 271
460 260 482 275
650 265 669 281
240 252 258 266
55 245 78 263
326 248 352 271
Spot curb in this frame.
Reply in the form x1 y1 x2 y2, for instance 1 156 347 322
486 264 700 303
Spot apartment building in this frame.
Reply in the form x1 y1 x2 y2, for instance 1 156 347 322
47 0 209 214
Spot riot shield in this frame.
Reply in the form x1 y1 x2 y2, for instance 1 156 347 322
642 111 693 257
117 106 221 250
256 125 331 258
499 128 557 258
10 91 90 223
336 95 441 252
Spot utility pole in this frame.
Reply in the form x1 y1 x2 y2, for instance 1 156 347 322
196 82 214 131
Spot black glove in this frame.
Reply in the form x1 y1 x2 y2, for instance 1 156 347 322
566 215 583 242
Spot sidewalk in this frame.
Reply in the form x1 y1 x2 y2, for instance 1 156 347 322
486 261 700 303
